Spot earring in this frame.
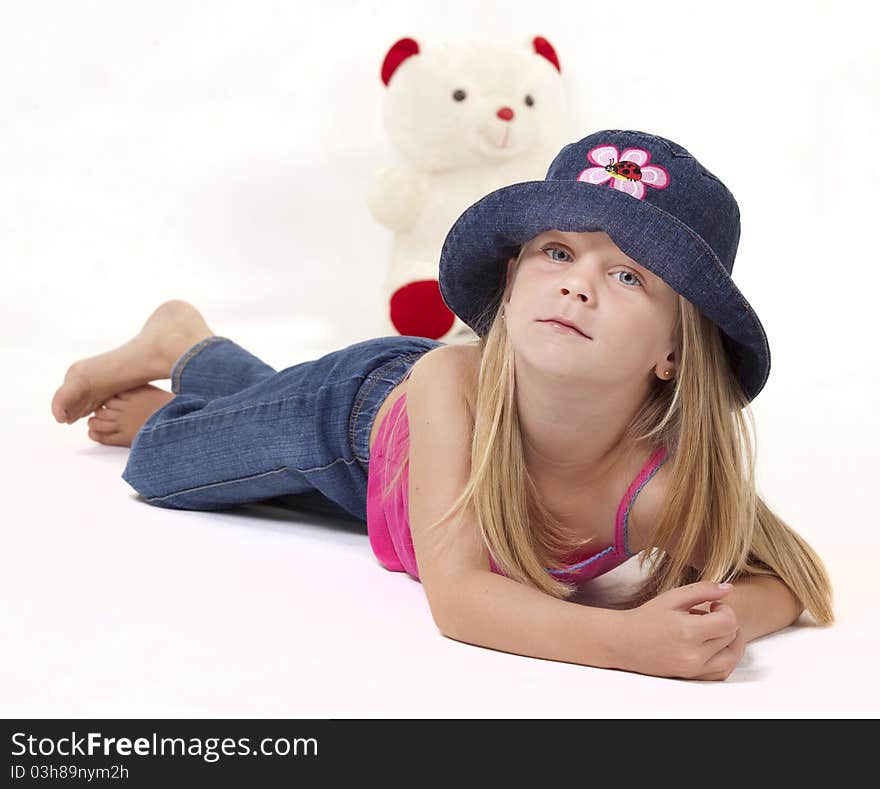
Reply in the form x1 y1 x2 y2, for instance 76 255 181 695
501 307 506 320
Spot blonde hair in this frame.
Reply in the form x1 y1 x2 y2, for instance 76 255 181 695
380 244 834 626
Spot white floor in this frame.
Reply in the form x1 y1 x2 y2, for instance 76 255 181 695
1 337 876 717
3 1 879 718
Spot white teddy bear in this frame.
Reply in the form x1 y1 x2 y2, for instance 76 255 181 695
366 35 573 344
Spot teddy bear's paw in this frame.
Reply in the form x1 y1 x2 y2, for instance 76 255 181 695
366 166 426 231
389 280 455 339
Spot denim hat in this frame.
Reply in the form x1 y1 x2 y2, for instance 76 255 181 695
438 128 771 403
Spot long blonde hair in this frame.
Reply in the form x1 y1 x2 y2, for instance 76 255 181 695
381 245 834 626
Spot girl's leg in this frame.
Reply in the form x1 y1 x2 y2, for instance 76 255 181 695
52 299 215 425
121 335 444 521
169 335 277 399
87 335 278 448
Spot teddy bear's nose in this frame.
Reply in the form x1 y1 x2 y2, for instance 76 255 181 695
496 107 514 121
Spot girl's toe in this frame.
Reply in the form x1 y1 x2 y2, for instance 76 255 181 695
88 415 115 431
88 425 125 445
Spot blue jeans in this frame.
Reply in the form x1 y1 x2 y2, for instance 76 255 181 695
120 334 445 523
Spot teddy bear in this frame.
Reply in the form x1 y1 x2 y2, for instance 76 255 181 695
366 35 573 344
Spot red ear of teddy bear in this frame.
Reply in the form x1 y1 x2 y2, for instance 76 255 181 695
390 280 456 340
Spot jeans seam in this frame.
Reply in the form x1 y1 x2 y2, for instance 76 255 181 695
348 351 423 467
171 336 233 395
145 377 369 435
142 459 362 504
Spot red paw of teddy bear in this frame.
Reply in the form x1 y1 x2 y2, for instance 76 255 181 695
389 279 456 339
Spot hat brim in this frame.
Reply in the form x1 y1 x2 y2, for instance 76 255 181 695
438 179 771 402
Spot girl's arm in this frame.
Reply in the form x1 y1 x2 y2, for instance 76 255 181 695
723 574 804 643
437 568 625 670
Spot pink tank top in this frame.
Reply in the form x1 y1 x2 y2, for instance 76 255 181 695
366 388 669 584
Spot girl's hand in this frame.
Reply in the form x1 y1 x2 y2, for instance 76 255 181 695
685 599 746 680
616 582 745 681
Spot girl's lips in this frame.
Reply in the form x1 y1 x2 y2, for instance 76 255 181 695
539 320 590 338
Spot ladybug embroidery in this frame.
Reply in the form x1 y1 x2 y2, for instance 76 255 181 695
604 158 642 181
579 144 669 200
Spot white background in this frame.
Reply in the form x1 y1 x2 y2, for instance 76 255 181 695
1 0 878 717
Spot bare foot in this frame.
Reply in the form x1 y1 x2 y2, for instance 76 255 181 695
86 385 176 447
51 299 214 426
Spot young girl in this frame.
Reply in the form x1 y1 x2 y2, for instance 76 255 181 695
52 128 834 682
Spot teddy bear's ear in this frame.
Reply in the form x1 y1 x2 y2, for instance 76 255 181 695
531 35 561 73
380 37 421 87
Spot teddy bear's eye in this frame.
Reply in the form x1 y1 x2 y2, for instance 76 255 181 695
452 89 467 102
524 94 535 107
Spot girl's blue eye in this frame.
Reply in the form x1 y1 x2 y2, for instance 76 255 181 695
542 245 570 263
540 244 644 288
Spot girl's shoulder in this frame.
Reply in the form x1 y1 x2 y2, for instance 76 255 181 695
416 342 480 416
370 344 476 456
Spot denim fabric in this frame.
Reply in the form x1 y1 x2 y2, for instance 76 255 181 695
438 128 771 403
120 334 445 522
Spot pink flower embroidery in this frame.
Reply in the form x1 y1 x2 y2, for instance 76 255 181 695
577 144 670 200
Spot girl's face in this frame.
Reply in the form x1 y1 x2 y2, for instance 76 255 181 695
501 229 679 386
